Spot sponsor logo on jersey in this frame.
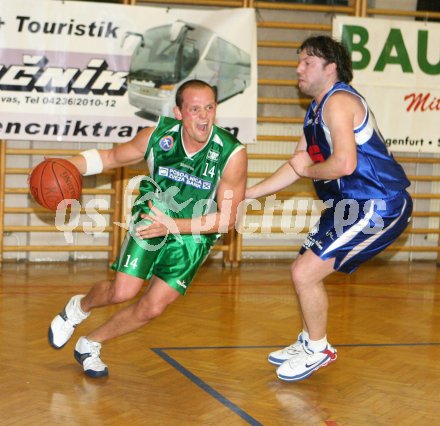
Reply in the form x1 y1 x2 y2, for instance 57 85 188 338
158 167 169 177
157 166 212 190
207 150 219 162
159 136 174 151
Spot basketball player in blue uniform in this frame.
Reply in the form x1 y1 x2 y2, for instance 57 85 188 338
48 80 247 377
246 36 412 381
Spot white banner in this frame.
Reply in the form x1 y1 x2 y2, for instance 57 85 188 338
0 0 257 144
333 16 440 154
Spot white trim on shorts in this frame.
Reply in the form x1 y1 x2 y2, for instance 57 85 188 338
322 201 376 256
337 198 408 269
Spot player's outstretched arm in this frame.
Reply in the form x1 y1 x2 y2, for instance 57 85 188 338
67 127 154 176
245 134 306 200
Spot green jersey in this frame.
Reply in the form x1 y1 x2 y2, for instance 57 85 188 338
132 116 244 242
114 116 244 294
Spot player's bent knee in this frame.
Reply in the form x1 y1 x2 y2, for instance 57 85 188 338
291 261 307 286
135 302 167 323
110 275 144 304
108 285 139 305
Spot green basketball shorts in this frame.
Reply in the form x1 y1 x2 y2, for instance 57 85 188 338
112 231 215 295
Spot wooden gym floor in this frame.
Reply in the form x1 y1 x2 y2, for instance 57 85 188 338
0 259 439 426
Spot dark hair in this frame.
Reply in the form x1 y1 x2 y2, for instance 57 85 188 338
298 36 353 84
175 79 217 108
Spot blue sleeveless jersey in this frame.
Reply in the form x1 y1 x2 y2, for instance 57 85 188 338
303 82 410 202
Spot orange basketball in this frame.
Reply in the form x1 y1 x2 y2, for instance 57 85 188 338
29 158 82 211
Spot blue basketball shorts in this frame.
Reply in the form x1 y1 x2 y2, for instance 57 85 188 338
298 191 413 273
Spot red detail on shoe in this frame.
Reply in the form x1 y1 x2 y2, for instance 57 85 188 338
322 348 337 360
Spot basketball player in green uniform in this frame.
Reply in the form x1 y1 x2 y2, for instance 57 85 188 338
48 80 248 378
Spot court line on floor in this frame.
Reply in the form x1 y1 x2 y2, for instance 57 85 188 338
156 342 440 351
151 348 263 426
151 342 440 425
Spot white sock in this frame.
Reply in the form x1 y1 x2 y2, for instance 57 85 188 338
307 336 328 353
72 295 90 319
77 297 89 317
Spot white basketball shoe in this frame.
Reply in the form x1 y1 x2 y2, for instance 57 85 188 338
74 336 108 378
268 332 308 366
48 295 90 349
276 343 337 381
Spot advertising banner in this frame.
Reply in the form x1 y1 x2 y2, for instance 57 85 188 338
0 0 257 144
333 16 439 154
